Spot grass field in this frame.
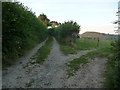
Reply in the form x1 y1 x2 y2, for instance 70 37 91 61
60 45 77 55
75 38 98 50
59 38 112 55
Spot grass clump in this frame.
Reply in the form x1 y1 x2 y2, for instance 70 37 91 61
66 55 88 78
35 37 53 64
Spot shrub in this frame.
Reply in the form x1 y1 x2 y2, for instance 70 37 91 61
55 21 80 44
104 39 120 88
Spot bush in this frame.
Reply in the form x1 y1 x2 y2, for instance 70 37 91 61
55 21 80 44
104 39 120 88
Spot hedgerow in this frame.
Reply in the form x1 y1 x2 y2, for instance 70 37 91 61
2 2 48 67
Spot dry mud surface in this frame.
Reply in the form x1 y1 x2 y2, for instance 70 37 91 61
2 38 107 88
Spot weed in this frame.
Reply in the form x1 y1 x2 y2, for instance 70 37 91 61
66 55 88 78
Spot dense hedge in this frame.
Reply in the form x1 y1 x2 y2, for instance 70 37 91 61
55 21 80 44
2 2 48 67
107 39 120 88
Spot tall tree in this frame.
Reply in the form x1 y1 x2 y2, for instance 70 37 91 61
38 13 50 26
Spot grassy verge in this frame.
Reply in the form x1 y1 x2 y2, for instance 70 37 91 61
103 55 116 88
31 37 53 64
104 52 120 88
85 46 119 88
104 40 120 88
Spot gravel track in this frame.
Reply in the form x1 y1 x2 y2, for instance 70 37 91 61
2 37 107 88
2 39 47 88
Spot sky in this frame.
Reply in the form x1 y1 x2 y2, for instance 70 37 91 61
18 0 119 34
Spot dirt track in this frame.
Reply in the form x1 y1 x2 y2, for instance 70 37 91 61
64 57 107 88
2 38 107 88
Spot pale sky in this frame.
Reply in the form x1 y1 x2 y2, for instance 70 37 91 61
18 0 119 34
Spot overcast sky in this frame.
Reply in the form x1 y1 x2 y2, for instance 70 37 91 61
18 0 119 34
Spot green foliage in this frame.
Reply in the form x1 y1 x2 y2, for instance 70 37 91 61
104 39 120 88
2 2 48 67
48 28 55 36
55 21 80 44
35 37 53 64
54 21 80 55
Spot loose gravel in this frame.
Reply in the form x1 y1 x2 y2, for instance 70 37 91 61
2 38 107 88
